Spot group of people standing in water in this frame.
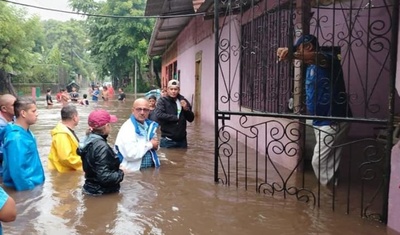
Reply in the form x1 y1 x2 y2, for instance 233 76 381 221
0 79 194 233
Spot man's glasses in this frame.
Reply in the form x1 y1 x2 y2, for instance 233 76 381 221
135 108 150 113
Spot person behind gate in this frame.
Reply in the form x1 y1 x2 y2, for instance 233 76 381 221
115 98 160 172
155 79 195 148
277 34 352 186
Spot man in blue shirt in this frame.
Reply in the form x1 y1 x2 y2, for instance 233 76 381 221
277 35 352 186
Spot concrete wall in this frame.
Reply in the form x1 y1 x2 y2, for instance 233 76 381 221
387 10 400 234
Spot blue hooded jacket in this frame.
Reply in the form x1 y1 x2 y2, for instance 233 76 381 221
2 124 45 191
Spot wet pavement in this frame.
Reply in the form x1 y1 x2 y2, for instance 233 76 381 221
1 94 393 234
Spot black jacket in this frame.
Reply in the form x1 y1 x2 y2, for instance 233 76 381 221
155 94 195 141
77 133 124 195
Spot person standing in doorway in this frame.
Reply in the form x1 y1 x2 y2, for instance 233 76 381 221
0 94 16 177
155 79 194 148
115 98 160 172
77 109 124 195
48 105 82 172
2 98 45 191
277 34 352 186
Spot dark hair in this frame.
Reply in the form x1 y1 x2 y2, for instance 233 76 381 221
61 105 78 121
47 88 51 93
14 98 36 118
148 95 157 101
83 94 87 99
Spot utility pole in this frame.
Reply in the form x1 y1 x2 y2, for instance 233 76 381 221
134 58 137 99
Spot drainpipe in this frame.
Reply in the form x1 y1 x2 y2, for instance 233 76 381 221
214 0 219 183
383 0 399 224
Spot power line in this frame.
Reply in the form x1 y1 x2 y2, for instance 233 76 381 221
1 0 205 19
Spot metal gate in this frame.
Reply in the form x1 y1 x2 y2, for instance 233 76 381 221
213 0 399 223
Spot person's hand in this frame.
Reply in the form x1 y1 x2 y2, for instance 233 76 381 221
150 137 159 149
276 47 289 61
180 100 189 111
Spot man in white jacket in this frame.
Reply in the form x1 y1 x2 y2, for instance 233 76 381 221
115 98 160 172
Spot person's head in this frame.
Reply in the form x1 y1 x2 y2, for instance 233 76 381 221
103 86 108 91
83 94 87 99
167 79 180 98
0 94 16 122
47 88 51 93
61 88 65 92
94 86 99 90
88 109 117 135
14 98 38 125
118 88 124 93
293 34 319 54
132 98 150 123
61 105 79 127
148 95 157 108
72 87 76 92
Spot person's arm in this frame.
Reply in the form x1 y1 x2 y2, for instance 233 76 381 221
154 98 179 122
53 133 82 170
277 47 330 67
0 188 16 222
181 98 195 122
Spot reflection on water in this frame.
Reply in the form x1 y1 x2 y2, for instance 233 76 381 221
1 96 390 235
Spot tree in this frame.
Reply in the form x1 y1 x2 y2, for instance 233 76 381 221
0 2 43 95
69 0 155 91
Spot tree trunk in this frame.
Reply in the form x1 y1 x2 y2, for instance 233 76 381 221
0 70 17 96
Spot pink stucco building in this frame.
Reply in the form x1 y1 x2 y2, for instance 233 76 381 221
146 0 400 231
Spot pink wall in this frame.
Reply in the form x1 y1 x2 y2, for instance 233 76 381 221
387 11 400 234
171 1 400 227
389 142 400 232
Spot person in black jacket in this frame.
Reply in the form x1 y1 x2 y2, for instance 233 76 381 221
77 109 124 195
155 79 195 148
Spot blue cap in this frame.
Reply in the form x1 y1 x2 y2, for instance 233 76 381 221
293 34 319 51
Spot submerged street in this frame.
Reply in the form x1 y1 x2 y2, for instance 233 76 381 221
2 95 389 235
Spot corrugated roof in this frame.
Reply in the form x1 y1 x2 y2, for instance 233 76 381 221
145 0 206 57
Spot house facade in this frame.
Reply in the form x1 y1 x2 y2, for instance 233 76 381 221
146 0 400 231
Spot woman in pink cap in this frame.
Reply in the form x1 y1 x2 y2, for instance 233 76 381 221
77 109 124 195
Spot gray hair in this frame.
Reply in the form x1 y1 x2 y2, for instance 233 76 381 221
61 105 78 121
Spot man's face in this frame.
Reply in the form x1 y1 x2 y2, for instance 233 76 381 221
167 86 179 98
24 104 38 125
132 101 150 123
1 98 16 121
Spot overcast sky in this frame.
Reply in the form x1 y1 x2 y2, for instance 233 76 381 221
11 0 84 21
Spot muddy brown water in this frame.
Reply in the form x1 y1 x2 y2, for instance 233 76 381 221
1 95 392 235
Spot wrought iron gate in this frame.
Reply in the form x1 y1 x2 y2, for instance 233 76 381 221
213 0 399 222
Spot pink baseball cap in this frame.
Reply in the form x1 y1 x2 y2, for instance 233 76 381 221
88 109 118 128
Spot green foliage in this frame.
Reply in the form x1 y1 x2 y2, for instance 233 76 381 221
0 2 96 86
0 3 41 74
69 0 155 87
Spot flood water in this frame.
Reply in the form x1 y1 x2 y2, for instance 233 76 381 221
2 94 393 235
